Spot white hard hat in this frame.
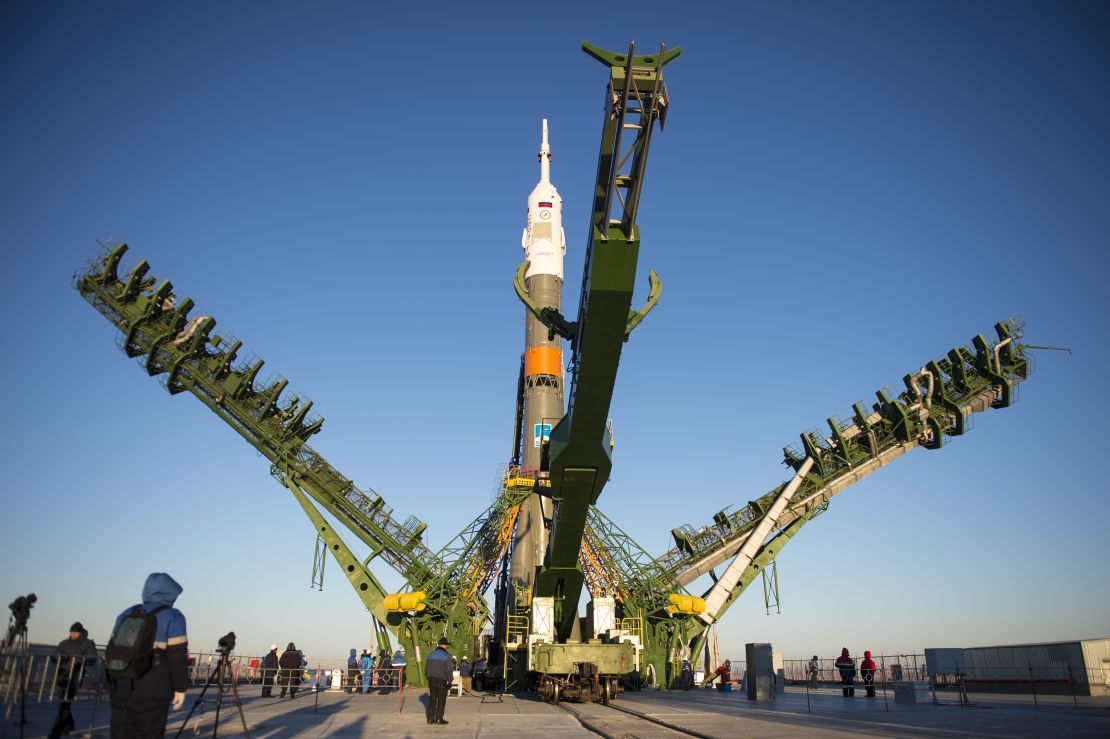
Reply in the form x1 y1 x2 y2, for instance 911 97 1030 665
270 644 277 650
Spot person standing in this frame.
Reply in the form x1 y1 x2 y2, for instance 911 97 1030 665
49 622 97 738
472 656 487 692
860 650 877 697
346 648 359 694
808 655 821 689
424 637 452 725
392 647 407 688
458 657 471 693
358 650 373 694
376 649 394 693
108 572 189 739
260 645 279 698
278 643 302 698
835 647 856 697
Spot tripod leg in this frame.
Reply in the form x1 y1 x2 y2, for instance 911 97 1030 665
173 664 220 739
228 679 251 738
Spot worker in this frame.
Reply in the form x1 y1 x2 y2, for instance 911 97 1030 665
425 636 452 725
473 657 488 692
376 649 394 694
278 642 302 698
680 659 693 690
860 650 877 697
835 647 856 697
346 648 359 694
358 650 373 694
808 655 820 689
459 656 471 692
260 645 279 697
107 573 189 739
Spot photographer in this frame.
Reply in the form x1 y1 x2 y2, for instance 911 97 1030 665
107 573 188 739
48 622 97 738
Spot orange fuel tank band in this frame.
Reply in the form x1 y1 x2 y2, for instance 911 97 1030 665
525 346 563 377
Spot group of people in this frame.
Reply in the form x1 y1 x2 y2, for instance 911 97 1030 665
48 570 491 736
807 649 878 697
344 647 408 693
42 573 190 738
259 642 308 698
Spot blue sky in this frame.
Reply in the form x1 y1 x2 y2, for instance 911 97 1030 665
2 1 1107 668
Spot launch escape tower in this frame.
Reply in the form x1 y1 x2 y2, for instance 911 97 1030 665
75 41 1037 695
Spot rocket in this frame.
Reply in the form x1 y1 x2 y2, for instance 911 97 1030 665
510 120 566 588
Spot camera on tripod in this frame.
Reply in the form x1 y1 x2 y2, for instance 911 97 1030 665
8 593 36 627
3 593 37 650
217 632 236 656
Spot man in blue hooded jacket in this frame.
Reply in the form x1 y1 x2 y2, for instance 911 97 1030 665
109 573 188 738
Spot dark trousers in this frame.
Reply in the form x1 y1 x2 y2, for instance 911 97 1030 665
862 672 876 697
261 669 275 697
50 673 81 737
427 677 448 723
110 694 171 739
840 673 855 696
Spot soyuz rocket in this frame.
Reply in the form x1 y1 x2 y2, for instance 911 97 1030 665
510 120 566 589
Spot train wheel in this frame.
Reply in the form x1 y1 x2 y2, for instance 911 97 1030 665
552 682 560 705
601 678 611 705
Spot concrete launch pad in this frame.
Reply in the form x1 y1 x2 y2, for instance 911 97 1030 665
10 685 1108 737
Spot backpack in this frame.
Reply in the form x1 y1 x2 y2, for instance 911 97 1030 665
105 604 168 679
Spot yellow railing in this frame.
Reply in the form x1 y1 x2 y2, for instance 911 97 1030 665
618 616 642 638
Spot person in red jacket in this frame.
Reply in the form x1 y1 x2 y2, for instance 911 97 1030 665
860 650 877 697
835 648 856 697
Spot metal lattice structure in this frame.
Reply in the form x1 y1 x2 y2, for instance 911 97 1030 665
74 39 1044 693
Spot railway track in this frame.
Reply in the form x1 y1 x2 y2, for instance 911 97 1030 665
558 697 719 739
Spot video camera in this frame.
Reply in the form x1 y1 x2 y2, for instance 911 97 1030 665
7 593 36 627
217 631 236 656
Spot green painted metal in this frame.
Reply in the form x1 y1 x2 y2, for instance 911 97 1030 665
73 39 1043 696
73 244 480 685
531 40 680 642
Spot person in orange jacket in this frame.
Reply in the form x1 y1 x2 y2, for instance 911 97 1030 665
860 650 877 697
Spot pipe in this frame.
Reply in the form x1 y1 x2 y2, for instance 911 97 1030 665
992 337 1012 375
698 457 815 624
911 368 933 409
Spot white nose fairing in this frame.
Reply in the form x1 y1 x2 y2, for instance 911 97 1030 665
522 119 566 280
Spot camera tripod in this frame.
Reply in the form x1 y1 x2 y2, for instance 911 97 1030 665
1 618 30 739
174 650 250 738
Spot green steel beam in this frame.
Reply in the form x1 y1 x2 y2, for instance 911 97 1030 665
534 40 679 642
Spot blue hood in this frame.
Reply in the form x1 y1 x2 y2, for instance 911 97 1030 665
142 572 183 607
350 648 357 657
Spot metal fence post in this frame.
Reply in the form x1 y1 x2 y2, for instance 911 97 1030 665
880 656 889 712
1067 662 1077 709
1029 663 1038 709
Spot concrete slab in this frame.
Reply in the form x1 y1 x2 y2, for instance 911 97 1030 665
5 685 1109 737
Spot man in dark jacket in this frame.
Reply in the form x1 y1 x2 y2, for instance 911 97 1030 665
49 622 98 737
260 645 279 698
835 647 856 697
278 643 302 698
109 572 189 739
424 637 453 725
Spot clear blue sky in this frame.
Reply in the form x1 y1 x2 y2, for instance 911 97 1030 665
2 1 1107 668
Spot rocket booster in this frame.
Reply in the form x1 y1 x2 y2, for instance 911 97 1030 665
511 120 567 589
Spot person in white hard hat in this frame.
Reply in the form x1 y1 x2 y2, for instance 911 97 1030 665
260 645 279 698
